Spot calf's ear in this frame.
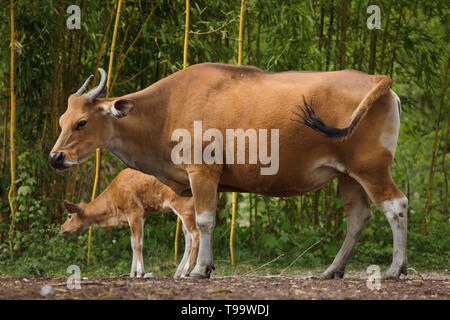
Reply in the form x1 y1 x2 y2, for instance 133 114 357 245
64 200 84 216
110 99 135 118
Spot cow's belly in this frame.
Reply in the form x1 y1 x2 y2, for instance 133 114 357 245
218 162 339 197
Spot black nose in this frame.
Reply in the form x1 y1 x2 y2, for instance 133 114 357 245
49 152 66 169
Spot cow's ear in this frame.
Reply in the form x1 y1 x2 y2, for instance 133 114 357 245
64 200 84 216
110 99 135 118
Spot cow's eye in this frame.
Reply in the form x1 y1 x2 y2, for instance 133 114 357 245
68 214 72 220
76 120 87 129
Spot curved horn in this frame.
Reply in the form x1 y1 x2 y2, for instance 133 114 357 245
86 68 108 102
75 75 94 95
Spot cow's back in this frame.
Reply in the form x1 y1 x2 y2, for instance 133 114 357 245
158 64 396 196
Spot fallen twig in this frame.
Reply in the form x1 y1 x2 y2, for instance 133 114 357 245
280 238 324 275
407 267 424 280
240 254 285 277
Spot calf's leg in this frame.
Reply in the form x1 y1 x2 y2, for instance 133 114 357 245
174 225 192 278
129 217 145 278
180 210 199 277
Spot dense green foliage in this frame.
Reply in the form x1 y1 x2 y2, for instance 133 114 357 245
0 0 448 277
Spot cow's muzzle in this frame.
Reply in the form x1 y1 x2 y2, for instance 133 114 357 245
49 152 67 169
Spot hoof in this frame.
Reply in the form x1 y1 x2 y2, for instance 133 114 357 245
385 264 407 279
320 270 345 279
189 264 215 279
130 269 145 278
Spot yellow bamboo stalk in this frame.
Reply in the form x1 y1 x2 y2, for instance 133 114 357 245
183 0 190 70
174 0 190 265
230 0 245 267
230 0 245 268
87 0 123 265
8 0 16 263
237 0 245 66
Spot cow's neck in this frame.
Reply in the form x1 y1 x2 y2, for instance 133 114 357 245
106 83 169 176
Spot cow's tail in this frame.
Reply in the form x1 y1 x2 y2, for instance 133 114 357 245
293 75 392 139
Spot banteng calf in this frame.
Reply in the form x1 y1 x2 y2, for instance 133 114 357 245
61 168 198 278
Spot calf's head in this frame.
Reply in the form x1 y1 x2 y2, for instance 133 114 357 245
49 68 134 169
60 200 88 236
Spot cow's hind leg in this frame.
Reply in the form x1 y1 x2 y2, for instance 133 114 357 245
321 175 372 279
351 160 408 279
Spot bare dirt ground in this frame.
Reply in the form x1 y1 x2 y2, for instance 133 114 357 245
1 273 449 300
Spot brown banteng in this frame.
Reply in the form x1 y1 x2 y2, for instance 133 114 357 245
61 168 198 278
51 63 407 279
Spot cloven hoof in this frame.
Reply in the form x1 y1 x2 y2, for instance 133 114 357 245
319 270 345 279
384 265 407 279
189 264 216 279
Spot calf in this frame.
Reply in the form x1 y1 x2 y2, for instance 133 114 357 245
61 168 198 278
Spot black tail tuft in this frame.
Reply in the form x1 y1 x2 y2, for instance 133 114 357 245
291 96 358 138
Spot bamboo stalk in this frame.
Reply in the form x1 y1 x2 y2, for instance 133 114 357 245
442 94 449 216
325 0 334 71
421 53 449 234
116 0 138 64
351 2 362 69
2 100 8 171
175 0 190 265
368 0 378 74
313 190 320 226
8 0 16 263
339 0 347 69
87 0 123 265
389 4 404 79
230 0 245 268
67 29 86 199
110 4 157 93
290 197 296 227
368 31 377 74
378 0 393 73
92 0 117 85
249 193 253 239
52 63 62 138
254 194 258 235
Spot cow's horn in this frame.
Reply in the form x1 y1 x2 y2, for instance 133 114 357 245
86 68 108 102
75 75 94 95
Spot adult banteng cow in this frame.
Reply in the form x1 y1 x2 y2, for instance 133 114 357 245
50 63 407 279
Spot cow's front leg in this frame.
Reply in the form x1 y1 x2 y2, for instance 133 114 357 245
187 168 219 279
